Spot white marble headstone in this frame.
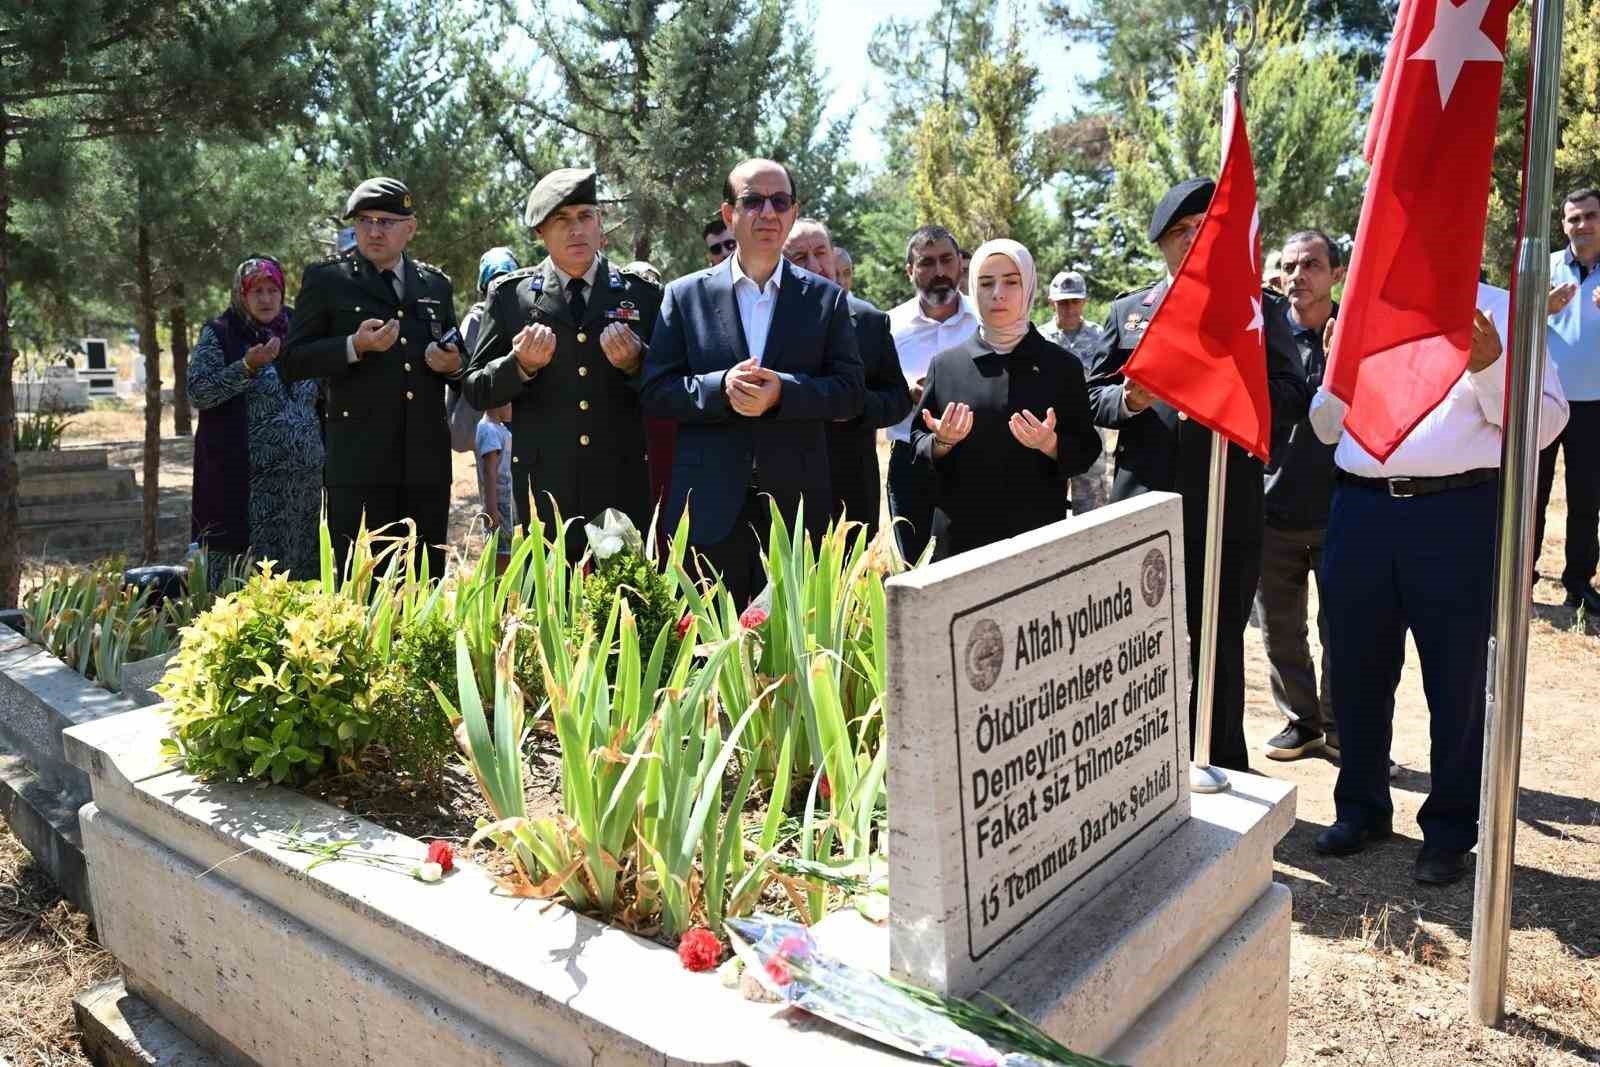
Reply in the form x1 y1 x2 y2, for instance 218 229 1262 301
886 493 1192 995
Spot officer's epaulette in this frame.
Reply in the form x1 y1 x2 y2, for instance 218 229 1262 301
486 266 540 297
413 259 452 283
1112 281 1158 302
617 265 662 289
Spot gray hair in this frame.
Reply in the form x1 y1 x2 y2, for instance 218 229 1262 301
905 224 959 266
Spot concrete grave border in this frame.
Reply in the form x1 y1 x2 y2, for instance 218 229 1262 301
65 701 1295 1067
0 629 143 912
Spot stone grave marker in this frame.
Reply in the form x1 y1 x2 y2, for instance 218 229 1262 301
885 493 1192 995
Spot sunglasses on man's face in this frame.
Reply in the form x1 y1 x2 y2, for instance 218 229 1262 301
733 192 796 214
706 238 737 254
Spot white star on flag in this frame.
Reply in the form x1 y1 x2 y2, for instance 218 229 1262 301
1407 0 1504 108
1247 295 1264 340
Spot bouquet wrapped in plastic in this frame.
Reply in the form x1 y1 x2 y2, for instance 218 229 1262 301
725 916 1122 1067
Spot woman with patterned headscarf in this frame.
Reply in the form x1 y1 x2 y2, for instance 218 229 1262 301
910 238 1102 558
188 255 325 578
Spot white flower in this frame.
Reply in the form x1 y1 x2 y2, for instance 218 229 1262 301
592 533 626 560
416 862 444 883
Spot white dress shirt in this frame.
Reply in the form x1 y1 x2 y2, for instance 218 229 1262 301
1310 284 1569 476
730 253 782 365
886 295 979 442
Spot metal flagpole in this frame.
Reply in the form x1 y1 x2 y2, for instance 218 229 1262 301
1470 0 1564 1027
1192 3 1256 796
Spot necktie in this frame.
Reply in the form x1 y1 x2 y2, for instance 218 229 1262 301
380 268 401 300
566 277 587 322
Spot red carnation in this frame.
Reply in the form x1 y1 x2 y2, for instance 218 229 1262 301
763 955 794 987
739 605 769 629
676 612 693 640
818 773 832 801
426 840 455 873
677 927 722 972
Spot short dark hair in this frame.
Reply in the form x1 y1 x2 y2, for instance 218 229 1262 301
1282 229 1343 269
904 225 959 266
703 216 729 240
1563 187 1600 211
723 159 797 205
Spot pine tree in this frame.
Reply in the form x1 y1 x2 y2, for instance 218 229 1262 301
0 0 337 600
1095 3 1364 295
1485 0 1600 282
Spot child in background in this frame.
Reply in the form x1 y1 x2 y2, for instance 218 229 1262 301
475 404 514 572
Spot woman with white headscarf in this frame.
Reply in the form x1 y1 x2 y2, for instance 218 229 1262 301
909 238 1101 558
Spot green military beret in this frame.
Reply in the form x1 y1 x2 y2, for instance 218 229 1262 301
524 167 597 229
344 177 413 219
1148 178 1215 242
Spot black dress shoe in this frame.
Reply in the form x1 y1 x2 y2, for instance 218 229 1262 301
1414 845 1471 885
1564 586 1600 613
1314 818 1393 856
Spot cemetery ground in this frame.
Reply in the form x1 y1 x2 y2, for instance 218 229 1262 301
1 413 1595 1066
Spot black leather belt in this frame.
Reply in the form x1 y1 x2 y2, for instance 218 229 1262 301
1336 467 1497 499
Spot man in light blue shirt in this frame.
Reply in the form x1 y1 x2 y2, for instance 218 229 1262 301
1536 187 1600 613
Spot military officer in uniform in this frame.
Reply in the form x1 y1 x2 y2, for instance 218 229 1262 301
1086 177 1310 773
280 177 463 577
463 168 661 561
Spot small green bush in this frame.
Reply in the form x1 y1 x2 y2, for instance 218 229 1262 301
157 569 380 784
370 612 460 780
579 550 682 654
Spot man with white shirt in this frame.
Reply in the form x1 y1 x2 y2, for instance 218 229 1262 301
1535 188 1600 613
641 158 863 606
886 225 978 562
1312 283 1569 885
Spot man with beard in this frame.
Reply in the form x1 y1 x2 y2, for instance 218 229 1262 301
783 218 911 540
886 225 978 563
1086 178 1309 774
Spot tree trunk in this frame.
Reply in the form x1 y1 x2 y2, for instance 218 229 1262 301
0 114 20 608
170 298 191 437
136 187 162 563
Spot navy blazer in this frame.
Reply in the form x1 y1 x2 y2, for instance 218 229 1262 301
641 258 865 544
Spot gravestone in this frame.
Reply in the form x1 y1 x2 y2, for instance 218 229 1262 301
885 493 1192 996
79 337 116 398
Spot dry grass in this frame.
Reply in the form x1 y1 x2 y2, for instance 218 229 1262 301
0 826 114 1067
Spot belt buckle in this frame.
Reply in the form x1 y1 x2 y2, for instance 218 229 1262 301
1387 477 1416 499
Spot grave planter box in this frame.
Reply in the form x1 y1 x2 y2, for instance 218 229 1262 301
62 495 1297 1067
0 629 141 913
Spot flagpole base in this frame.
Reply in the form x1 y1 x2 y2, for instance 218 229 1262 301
1190 763 1230 794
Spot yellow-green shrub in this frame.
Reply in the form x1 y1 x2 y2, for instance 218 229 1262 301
157 569 380 784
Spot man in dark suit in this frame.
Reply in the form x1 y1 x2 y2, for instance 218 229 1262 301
281 177 463 576
462 168 661 561
1086 177 1310 773
782 217 912 541
641 158 864 606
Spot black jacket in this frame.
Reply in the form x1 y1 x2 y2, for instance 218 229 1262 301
1262 300 1339 530
910 326 1101 557
281 251 460 488
829 295 912 535
1085 280 1309 546
462 256 661 545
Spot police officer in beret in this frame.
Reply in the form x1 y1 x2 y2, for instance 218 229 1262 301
280 177 464 576
462 167 661 561
1085 177 1309 773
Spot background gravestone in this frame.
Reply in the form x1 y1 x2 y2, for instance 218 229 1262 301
886 493 1192 995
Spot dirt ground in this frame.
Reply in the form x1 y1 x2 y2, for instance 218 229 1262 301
4 410 1595 1066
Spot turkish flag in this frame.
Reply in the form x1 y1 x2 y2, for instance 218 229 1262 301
1326 0 1519 461
1123 87 1272 460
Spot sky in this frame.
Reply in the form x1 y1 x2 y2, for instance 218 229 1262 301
810 0 1103 166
